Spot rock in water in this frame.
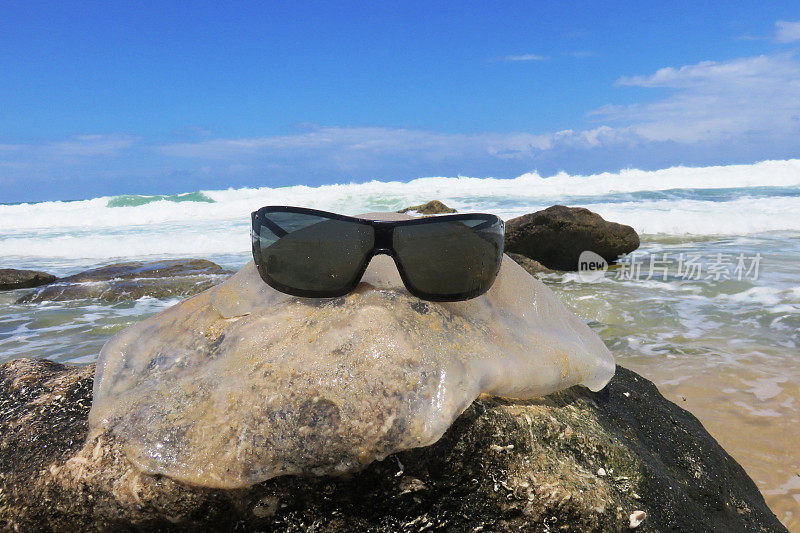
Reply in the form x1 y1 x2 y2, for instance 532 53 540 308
505 205 640 270
0 268 56 290
17 259 231 303
90 214 615 488
397 200 456 215
0 359 786 532
55 259 228 281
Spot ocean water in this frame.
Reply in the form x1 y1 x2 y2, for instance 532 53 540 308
1 158 799 528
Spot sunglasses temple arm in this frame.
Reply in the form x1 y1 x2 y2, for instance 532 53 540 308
259 217 289 238
470 219 501 231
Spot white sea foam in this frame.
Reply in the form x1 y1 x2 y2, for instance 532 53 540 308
1 159 799 260
720 286 800 309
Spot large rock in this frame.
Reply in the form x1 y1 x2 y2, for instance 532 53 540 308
0 358 784 532
16 259 231 303
0 268 56 291
505 206 640 270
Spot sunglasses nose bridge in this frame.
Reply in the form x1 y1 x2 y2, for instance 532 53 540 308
372 224 394 250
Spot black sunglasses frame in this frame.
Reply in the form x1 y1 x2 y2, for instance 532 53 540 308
251 205 505 302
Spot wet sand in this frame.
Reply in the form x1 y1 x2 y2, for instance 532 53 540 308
625 356 799 530
550 233 800 530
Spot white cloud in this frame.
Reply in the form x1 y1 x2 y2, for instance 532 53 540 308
0 134 136 159
155 125 630 168
500 54 549 62
593 53 800 143
615 54 799 88
0 134 139 179
51 134 136 156
144 123 662 187
776 21 800 43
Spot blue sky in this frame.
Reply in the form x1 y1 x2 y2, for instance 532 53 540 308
1 1 800 203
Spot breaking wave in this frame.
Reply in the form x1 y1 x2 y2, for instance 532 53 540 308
1 159 799 261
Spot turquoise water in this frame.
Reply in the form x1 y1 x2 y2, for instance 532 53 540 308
105 191 215 207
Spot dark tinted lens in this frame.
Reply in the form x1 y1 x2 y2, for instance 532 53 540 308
253 212 374 294
393 217 504 299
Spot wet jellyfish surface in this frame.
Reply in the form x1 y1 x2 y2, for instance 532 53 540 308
89 214 615 488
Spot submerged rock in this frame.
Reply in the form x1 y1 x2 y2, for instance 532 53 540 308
397 200 457 215
505 205 640 270
0 358 785 532
16 259 231 303
0 268 56 291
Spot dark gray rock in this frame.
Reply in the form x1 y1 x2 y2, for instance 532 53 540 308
397 200 457 215
16 259 231 303
56 259 228 282
507 253 553 276
0 358 784 532
505 205 640 271
0 268 56 291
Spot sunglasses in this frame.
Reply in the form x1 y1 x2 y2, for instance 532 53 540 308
251 206 505 301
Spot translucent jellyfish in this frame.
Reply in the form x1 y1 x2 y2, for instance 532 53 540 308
89 213 615 488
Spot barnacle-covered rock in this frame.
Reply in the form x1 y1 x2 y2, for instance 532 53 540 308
0 359 785 532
